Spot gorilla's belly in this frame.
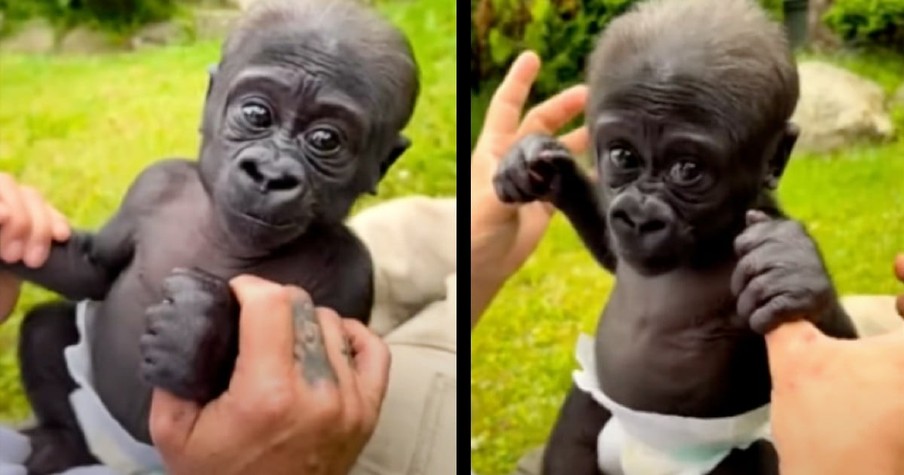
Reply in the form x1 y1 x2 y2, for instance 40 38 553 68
594 305 773 418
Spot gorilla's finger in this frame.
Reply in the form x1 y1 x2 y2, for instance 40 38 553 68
733 221 775 257
730 241 783 297
750 293 803 334
736 273 773 320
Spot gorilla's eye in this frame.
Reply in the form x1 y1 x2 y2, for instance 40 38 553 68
608 146 639 169
670 161 703 185
305 127 343 156
241 103 273 129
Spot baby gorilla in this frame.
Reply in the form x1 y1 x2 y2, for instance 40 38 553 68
494 0 857 473
1 0 418 473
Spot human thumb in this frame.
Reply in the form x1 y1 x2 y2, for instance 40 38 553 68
149 388 201 454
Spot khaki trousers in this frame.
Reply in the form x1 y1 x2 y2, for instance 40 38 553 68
348 197 458 475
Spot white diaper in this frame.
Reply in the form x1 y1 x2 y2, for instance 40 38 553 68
63 301 164 475
572 334 771 475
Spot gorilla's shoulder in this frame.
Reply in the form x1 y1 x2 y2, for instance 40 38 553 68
121 158 198 212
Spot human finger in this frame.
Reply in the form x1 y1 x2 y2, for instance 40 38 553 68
49 206 71 242
148 388 201 456
277 286 339 391
0 271 22 324
764 319 824 381
480 51 542 140
0 174 29 263
341 318 390 411
312 307 354 391
20 187 52 268
229 275 296 379
518 84 589 137
894 254 904 283
558 126 590 156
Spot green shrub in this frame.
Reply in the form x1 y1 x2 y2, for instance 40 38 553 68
824 0 904 50
0 0 176 33
471 0 784 100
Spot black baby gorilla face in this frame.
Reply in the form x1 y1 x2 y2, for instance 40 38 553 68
197 29 414 251
211 63 372 245
593 88 766 273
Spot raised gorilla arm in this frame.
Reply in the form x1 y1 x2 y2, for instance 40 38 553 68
493 133 617 271
0 161 189 301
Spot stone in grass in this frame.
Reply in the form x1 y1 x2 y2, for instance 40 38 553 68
0 19 55 55
131 21 193 50
59 27 124 55
791 61 895 154
194 9 241 40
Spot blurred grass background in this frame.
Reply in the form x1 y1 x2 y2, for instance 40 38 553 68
0 0 456 422
470 48 904 475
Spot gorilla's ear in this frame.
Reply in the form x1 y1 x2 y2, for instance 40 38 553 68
367 135 410 195
764 122 798 190
206 63 219 100
380 134 410 179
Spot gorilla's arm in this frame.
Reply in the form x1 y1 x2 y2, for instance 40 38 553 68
543 384 609 475
0 160 186 301
0 215 134 301
494 134 616 271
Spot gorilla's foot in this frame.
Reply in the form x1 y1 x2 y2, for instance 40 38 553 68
22 426 98 475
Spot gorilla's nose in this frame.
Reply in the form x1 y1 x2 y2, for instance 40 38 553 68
238 157 301 193
610 197 670 238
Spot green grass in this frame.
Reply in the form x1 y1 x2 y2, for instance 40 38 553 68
0 0 455 422
471 50 904 475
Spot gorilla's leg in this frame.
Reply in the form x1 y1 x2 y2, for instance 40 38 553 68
542 385 611 475
709 439 778 475
18 301 98 474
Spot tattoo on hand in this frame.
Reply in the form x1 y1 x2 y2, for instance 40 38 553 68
292 298 337 384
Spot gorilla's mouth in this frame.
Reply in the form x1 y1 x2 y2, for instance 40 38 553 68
224 204 306 230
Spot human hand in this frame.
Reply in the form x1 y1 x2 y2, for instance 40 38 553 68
470 51 589 323
0 173 71 322
149 275 391 475
766 253 904 475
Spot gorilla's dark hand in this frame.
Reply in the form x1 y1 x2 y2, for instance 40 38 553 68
493 133 575 205
731 210 836 334
140 267 239 403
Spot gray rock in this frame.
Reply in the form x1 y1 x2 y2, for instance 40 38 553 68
131 21 192 49
791 61 895 153
194 9 241 39
59 27 121 55
0 19 55 55
806 0 842 51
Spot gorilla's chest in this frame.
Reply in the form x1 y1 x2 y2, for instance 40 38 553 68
593 264 772 418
